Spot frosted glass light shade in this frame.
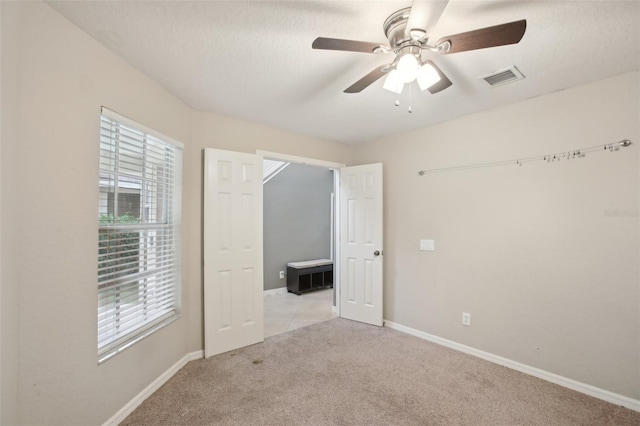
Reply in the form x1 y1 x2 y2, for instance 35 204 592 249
382 70 404 94
416 63 441 91
396 54 419 83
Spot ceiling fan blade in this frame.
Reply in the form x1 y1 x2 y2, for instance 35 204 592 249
405 0 449 39
344 66 389 93
425 60 452 94
437 19 526 54
312 37 389 54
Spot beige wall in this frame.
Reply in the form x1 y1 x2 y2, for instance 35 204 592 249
2 2 192 425
2 4 22 424
353 71 640 399
2 0 637 423
0 2 352 424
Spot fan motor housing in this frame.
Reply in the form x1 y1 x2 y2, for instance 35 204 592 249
383 7 413 50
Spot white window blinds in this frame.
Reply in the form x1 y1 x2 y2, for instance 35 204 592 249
98 107 183 362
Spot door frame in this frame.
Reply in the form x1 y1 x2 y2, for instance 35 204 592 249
257 150 345 316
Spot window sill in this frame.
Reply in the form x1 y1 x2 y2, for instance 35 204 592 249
98 313 182 364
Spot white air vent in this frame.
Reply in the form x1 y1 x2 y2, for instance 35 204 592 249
482 66 525 87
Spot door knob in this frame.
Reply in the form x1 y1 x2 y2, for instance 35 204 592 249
373 250 380 256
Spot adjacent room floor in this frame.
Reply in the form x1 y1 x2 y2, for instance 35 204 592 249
264 288 337 338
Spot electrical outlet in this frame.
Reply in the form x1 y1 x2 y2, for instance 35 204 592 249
462 312 471 326
279 271 285 279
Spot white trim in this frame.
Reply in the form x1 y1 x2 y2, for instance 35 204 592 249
384 320 640 412
263 161 290 184
263 287 288 297
330 192 335 261
102 350 203 426
333 169 340 318
256 150 345 169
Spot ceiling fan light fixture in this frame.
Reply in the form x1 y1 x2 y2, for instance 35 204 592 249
396 53 419 83
383 70 404 94
313 8 528 95
416 63 441 91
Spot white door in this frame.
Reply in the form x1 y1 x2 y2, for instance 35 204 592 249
339 163 383 326
203 148 263 358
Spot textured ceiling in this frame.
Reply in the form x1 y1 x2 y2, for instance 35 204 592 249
48 1 640 145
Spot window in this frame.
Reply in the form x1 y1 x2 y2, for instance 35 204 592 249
98 107 183 362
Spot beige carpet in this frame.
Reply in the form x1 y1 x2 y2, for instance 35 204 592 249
122 318 639 425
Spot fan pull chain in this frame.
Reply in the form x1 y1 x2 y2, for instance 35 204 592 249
391 82 415 112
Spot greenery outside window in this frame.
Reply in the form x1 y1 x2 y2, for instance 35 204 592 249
98 107 183 362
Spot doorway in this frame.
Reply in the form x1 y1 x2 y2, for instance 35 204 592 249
203 148 383 358
260 152 342 337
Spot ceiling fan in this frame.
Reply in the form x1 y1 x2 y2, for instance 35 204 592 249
312 1 526 95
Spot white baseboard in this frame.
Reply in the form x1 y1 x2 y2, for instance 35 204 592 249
102 350 204 426
383 320 640 412
264 287 287 297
